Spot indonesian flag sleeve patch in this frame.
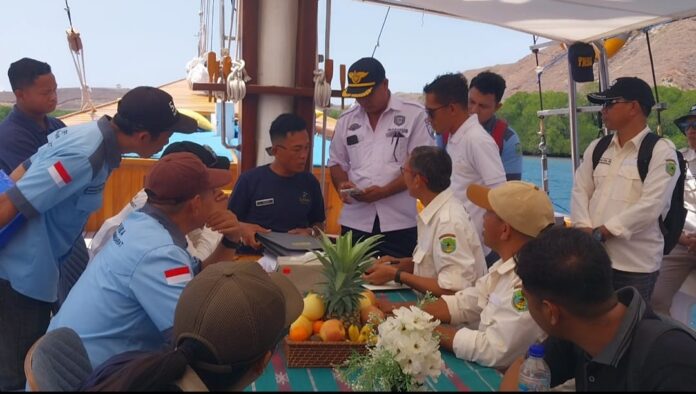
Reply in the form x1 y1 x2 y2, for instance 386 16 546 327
47 161 73 188
164 266 192 285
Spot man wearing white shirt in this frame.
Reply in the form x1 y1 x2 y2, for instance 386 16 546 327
329 57 434 257
422 73 506 261
652 104 696 314
378 181 553 368
363 146 487 296
572 77 680 302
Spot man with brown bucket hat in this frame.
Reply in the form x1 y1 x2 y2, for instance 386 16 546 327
80 261 303 391
47 152 240 369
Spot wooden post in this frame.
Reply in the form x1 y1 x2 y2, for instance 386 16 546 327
294 0 318 172
239 0 260 172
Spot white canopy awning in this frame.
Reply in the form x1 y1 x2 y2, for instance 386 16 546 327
360 0 696 42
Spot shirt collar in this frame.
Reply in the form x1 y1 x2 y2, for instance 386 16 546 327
481 115 498 133
418 188 454 224
591 287 646 366
141 203 189 250
683 147 696 162
490 256 516 275
610 126 651 150
98 116 123 170
449 113 481 144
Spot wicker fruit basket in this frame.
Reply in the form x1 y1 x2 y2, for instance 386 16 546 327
284 338 369 368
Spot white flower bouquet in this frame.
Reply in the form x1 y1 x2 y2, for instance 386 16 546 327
336 305 443 391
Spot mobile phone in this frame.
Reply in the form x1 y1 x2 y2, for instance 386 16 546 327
340 187 363 196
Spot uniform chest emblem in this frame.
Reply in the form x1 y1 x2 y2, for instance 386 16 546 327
348 123 362 131
299 191 311 205
512 289 528 312
394 115 406 126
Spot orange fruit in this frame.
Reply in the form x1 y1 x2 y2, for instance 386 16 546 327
288 326 310 342
312 319 324 334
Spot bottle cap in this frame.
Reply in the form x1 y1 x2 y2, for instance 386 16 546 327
529 343 545 358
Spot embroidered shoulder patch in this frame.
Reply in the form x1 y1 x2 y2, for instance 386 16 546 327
439 233 456 254
666 159 677 176
512 289 528 312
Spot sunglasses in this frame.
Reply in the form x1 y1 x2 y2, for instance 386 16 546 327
678 121 696 132
425 104 448 118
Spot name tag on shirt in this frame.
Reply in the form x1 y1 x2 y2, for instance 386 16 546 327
256 198 275 207
347 135 359 146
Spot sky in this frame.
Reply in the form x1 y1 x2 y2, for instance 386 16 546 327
0 0 537 94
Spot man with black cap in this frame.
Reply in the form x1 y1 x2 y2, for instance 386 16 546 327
653 104 696 315
0 86 198 390
90 141 231 260
328 57 433 258
571 77 680 301
48 152 240 369
79 261 303 391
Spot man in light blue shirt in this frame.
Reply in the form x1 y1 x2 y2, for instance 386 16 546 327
48 152 240 369
0 86 197 390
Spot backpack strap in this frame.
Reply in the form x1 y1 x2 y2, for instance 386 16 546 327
637 132 661 182
591 134 614 170
491 119 507 154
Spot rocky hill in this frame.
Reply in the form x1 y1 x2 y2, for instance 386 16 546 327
462 17 696 99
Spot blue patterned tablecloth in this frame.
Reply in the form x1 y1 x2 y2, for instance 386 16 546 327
245 290 502 391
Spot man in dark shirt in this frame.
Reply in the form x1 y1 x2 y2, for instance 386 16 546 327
500 227 696 391
227 113 325 250
0 58 65 174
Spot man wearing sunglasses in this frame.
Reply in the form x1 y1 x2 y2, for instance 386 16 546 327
422 73 506 261
328 57 433 258
571 77 680 302
653 104 696 315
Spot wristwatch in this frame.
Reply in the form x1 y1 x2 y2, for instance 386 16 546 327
394 268 404 284
592 227 605 243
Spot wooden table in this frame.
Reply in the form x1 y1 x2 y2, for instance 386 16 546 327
244 290 502 392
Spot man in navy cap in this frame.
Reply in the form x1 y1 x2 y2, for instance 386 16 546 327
0 86 197 390
328 57 433 258
571 77 680 302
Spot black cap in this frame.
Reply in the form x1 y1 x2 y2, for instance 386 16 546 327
587 77 656 111
342 57 386 98
567 42 595 83
115 86 198 134
675 104 696 134
162 141 231 170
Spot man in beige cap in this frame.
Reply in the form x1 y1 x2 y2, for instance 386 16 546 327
80 261 303 391
379 181 553 368
47 152 240 369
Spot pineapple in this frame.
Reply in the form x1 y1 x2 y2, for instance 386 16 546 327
313 231 382 330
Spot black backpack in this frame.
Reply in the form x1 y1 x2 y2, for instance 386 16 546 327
591 132 687 255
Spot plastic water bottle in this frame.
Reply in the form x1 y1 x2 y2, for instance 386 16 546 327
518 343 551 391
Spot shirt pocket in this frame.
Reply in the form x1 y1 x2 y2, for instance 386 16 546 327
592 162 610 188
346 134 365 168
413 247 426 265
613 165 642 202
381 130 409 165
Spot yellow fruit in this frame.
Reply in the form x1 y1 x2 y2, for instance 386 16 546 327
288 326 310 341
302 293 326 321
362 290 377 307
348 324 360 342
357 334 367 343
291 315 313 336
319 319 346 342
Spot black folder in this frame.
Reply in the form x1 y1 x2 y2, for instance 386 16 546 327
256 232 323 256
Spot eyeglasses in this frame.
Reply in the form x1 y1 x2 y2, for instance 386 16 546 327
424 118 437 140
602 99 633 109
425 104 448 118
678 121 696 132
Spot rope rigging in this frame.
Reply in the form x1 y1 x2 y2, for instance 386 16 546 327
371 7 391 57
63 0 96 116
532 35 550 195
